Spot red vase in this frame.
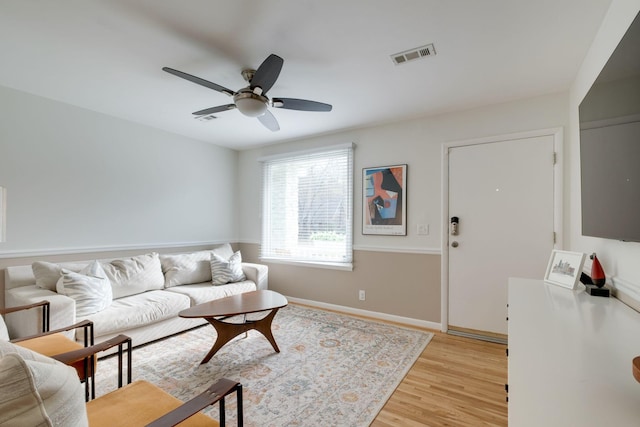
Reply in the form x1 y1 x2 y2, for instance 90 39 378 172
590 253 606 288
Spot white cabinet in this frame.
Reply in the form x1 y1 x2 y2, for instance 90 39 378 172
508 278 640 426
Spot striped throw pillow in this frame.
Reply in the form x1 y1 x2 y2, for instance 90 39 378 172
56 261 112 318
210 251 246 286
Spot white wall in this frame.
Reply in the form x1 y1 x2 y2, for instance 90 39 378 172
0 85 238 255
239 91 569 253
569 0 640 302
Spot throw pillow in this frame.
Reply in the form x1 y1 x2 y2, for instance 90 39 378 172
160 250 214 287
32 261 87 291
101 252 164 299
0 340 88 427
211 243 234 260
0 353 51 426
56 261 112 318
210 251 246 285
0 316 8 341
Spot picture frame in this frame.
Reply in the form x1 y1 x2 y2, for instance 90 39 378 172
362 164 407 235
544 249 586 290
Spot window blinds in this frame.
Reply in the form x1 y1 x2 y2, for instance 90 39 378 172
261 146 353 265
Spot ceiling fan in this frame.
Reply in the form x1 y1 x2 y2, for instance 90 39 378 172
162 54 332 132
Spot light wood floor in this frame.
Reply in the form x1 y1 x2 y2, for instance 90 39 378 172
371 332 508 427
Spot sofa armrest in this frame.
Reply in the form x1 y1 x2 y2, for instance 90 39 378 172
0 300 50 333
5 286 76 339
242 262 268 290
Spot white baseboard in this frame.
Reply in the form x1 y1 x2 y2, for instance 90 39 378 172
286 296 441 331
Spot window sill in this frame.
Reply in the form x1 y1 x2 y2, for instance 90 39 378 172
259 257 353 271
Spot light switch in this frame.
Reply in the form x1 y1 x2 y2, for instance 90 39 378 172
417 224 429 235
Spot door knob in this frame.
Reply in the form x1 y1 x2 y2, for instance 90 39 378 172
451 241 459 248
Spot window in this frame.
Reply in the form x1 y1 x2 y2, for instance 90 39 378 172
261 144 353 267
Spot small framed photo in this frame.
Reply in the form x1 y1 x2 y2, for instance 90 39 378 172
544 250 586 289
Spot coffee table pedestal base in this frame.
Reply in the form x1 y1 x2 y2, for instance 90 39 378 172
200 308 281 364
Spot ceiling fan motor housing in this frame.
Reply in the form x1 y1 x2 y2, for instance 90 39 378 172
234 90 269 117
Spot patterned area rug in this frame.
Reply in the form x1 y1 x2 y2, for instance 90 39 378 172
94 304 433 426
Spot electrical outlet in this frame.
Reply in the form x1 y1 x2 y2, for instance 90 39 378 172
359 290 366 301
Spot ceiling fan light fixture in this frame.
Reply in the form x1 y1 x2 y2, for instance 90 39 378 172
234 92 268 117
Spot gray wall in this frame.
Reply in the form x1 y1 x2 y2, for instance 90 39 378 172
239 92 570 324
0 85 239 307
0 85 238 253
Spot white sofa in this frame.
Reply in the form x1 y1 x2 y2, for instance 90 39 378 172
3 244 268 352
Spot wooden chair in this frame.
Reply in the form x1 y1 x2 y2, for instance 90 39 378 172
1 300 97 400
72 335 243 426
86 377 243 427
0 334 243 426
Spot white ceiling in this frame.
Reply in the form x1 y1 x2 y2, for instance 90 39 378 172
0 0 613 150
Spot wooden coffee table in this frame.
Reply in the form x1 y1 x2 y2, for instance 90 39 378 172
179 290 288 364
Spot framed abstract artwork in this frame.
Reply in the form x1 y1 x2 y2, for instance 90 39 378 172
362 164 407 235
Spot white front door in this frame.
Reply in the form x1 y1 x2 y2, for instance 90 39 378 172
446 132 557 339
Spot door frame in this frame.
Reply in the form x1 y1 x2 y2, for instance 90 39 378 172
440 127 564 333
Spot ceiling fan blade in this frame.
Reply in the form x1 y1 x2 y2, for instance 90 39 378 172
192 104 236 115
257 110 280 132
162 67 235 96
250 54 283 94
272 98 332 112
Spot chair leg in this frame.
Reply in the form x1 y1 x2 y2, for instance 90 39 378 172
90 354 96 400
243 314 248 338
42 302 50 333
237 384 243 427
219 383 243 427
83 357 90 402
116 336 133 388
219 396 225 427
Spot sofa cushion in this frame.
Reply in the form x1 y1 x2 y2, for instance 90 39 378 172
101 253 164 299
82 290 190 339
32 261 88 291
165 280 257 306
160 250 213 288
56 261 113 318
159 244 236 288
0 340 88 427
211 251 246 285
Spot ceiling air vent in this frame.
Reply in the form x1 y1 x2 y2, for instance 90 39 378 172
391 43 436 65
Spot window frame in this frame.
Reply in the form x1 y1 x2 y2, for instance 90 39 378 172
259 143 354 270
